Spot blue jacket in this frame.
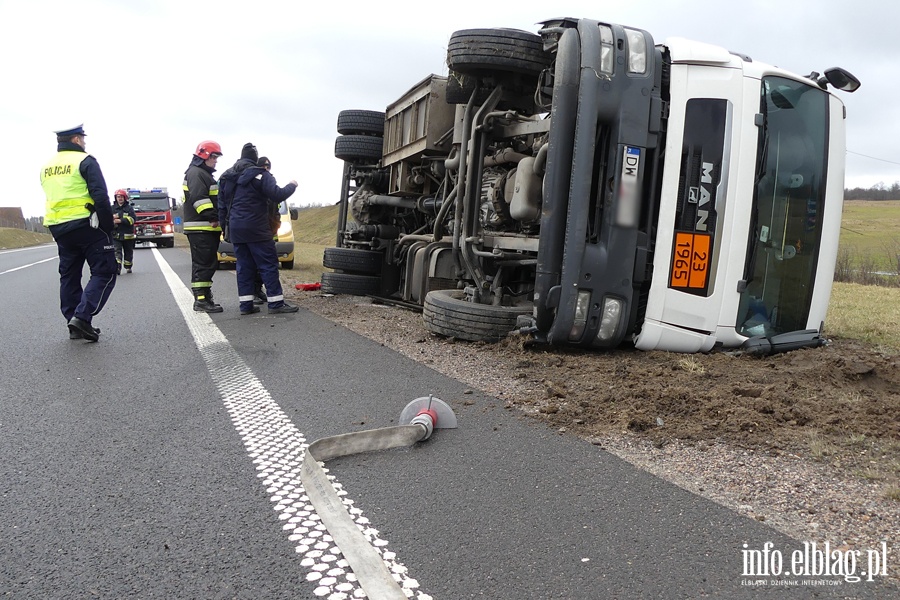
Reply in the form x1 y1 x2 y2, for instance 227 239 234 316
228 167 297 244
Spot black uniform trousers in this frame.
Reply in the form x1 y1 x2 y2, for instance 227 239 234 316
186 230 220 289
54 226 117 324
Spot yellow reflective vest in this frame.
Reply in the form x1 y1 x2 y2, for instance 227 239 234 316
41 151 93 226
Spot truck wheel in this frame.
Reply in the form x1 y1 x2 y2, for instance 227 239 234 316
334 135 384 164
320 272 381 296
282 259 294 270
423 289 530 342
337 110 386 136
447 29 551 76
323 247 383 275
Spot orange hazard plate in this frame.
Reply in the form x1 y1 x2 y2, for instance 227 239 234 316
669 232 711 291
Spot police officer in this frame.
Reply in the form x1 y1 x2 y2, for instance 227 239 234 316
183 141 224 312
40 124 116 342
112 189 137 274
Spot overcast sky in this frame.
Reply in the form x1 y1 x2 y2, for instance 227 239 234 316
3 0 897 218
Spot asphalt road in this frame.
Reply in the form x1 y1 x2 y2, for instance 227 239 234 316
0 243 893 599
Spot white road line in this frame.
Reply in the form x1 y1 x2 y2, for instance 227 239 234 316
0 243 55 255
151 248 431 599
0 255 57 275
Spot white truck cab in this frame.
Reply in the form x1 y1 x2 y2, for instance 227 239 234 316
636 37 855 353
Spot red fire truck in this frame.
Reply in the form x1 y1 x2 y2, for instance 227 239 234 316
127 188 176 248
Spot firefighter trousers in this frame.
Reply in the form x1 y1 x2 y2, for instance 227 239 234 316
54 226 117 324
186 230 220 290
114 238 135 271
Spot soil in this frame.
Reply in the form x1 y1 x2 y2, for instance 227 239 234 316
284 283 899 488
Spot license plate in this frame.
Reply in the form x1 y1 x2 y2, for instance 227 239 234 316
669 231 711 291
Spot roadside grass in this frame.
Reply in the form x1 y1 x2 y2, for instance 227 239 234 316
292 242 326 283
288 205 339 283
807 430 838 460
825 282 900 351
294 204 339 246
0 228 52 248
677 355 706 374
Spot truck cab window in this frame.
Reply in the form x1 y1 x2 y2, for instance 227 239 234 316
738 77 829 338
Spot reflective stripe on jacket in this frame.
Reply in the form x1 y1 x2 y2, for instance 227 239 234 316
182 161 221 232
113 202 137 240
41 151 92 226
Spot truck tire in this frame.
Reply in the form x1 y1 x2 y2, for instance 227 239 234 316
281 259 294 270
323 247 383 275
447 29 551 76
320 272 381 296
423 289 530 342
337 110 386 136
334 135 384 164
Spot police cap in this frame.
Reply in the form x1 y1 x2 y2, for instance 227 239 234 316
54 124 86 137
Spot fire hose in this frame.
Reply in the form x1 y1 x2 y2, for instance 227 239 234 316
300 395 457 599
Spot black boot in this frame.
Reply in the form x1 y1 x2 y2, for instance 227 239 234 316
193 288 223 313
253 284 266 305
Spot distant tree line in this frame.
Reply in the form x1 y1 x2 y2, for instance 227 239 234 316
24 216 45 232
0 216 49 232
844 182 900 201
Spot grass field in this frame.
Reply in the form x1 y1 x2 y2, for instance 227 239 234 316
4 199 899 352
839 200 900 272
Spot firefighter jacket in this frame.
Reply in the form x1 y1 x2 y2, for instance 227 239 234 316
40 141 113 236
182 156 221 233
112 201 137 240
228 166 297 244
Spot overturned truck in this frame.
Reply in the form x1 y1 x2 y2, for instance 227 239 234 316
324 18 860 354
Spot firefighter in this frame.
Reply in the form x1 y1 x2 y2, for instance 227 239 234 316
111 189 137 273
40 123 117 342
183 140 224 312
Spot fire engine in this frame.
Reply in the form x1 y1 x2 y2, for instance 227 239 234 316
127 188 176 248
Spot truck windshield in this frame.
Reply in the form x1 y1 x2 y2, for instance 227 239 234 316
737 76 829 339
131 198 170 211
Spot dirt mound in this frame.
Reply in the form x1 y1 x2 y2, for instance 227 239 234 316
503 336 899 466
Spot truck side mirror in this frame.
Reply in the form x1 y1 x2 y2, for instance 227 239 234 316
169 197 177 210
819 67 861 93
290 208 299 220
